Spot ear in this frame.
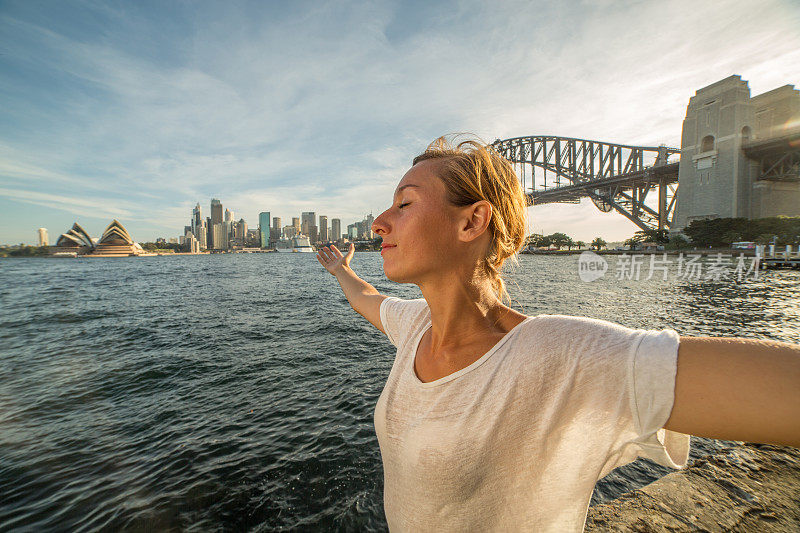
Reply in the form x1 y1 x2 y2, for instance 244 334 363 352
458 200 492 242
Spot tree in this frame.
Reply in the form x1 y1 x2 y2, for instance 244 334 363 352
575 240 586 250
591 237 606 251
546 232 572 250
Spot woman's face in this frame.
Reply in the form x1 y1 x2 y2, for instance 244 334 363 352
371 159 464 284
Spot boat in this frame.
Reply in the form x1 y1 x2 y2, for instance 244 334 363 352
275 235 315 253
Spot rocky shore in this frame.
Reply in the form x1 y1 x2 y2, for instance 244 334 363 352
586 443 800 532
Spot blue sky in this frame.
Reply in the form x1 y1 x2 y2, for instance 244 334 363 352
1 0 799 245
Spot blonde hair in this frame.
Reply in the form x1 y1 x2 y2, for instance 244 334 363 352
413 135 528 304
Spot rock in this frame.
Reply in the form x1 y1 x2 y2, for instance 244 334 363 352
586 444 800 532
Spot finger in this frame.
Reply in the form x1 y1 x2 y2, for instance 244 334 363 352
347 242 355 258
331 245 343 259
321 247 334 261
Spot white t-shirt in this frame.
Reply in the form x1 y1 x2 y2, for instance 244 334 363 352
374 296 690 532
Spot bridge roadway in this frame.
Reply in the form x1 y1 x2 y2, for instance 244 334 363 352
492 135 680 233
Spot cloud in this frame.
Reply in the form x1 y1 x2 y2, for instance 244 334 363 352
1 0 799 243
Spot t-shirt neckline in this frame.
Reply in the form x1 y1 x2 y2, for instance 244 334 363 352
409 314 535 388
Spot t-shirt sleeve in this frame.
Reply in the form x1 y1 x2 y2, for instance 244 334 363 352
625 327 690 470
535 315 690 473
379 296 429 347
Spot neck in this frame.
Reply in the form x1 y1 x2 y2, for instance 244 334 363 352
417 269 514 352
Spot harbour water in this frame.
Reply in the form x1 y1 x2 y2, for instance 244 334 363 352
1 253 798 531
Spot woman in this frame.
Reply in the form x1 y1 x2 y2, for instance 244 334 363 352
316 136 800 532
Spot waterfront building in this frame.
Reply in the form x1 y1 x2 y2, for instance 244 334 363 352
235 219 247 245
54 222 94 254
347 223 358 239
365 214 374 239
301 212 317 243
319 215 328 242
90 220 144 257
331 219 341 242
213 223 228 250
283 224 297 239
206 217 213 249
37 228 48 247
169 237 179 244
271 217 281 243
192 203 202 236
187 233 200 253
211 199 223 226
259 212 271 248
292 217 301 235
196 218 207 250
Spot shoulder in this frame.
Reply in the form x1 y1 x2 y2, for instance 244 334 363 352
522 314 661 358
379 296 430 347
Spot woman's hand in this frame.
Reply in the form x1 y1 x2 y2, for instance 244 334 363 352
316 243 355 276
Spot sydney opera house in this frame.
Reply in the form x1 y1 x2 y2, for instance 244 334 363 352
53 220 145 257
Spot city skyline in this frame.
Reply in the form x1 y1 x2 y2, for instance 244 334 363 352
2 1 800 245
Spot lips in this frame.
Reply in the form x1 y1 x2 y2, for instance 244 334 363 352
381 244 396 253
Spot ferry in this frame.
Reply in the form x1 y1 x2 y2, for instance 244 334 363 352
275 235 315 253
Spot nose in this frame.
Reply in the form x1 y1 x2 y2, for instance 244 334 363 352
372 208 390 236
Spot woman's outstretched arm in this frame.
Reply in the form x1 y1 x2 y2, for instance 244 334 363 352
317 243 387 333
665 336 800 447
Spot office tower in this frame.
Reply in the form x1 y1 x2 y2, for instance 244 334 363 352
223 220 233 243
184 225 192 237
292 217 301 235
193 203 202 235
301 212 317 243
365 213 374 239
259 212 271 248
206 216 213 249
211 199 223 225
213 223 228 250
187 233 200 253
224 208 233 223
37 228 48 246
235 219 247 245
331 219 341 242
270 217 281 242
284 224 297 238
197 218 207 249
348 224 358 239
319 216 328 242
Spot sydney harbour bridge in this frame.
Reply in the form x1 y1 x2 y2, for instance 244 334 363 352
491 136 679 233
492 76 800 234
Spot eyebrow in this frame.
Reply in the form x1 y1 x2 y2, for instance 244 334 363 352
394 184 420 197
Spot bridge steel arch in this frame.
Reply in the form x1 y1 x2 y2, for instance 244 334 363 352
492 136 680 233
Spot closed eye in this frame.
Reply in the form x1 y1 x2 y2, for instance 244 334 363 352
398 202 410 209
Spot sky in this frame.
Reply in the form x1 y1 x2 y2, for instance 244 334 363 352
1 0 799 245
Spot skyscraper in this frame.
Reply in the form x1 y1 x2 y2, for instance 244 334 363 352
292 217 300 235
211 199 223 225
206 216 213 249
301 211 317 243
37 228 48 246
271 217 282 242
197 218 207 250
224 208 233 223
213 223 228 250
192 203 202 236
259 212 271 248
365 213 375 239
235 219 247 245
319 215 328 242
331 219 341 242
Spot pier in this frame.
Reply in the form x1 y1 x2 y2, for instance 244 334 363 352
758 244 800 270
